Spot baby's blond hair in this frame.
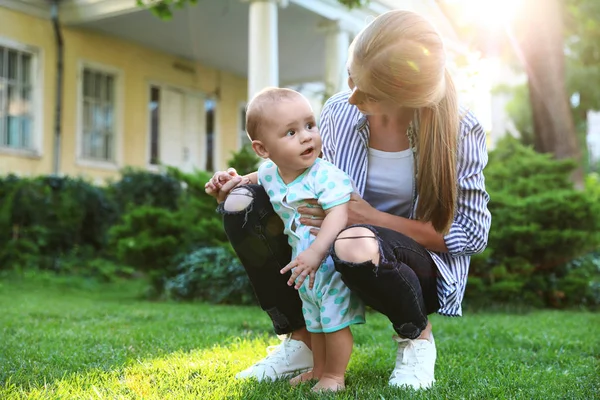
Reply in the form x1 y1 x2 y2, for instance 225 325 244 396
245 87 304 141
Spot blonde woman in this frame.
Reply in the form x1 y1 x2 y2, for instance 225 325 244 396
206 10 491 390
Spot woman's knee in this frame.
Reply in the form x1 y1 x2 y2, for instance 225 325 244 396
334 227 380 265
222 187 254 212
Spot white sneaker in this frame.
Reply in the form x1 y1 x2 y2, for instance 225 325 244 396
389 334 436 390
235 335 313 381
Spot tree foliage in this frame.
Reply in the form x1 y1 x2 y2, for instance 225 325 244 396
137 0 369 20
564 0 600 126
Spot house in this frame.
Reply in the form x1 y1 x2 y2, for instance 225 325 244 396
0 0 466 182
587 111 600 169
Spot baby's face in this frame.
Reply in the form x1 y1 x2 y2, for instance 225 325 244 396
260 96 322 175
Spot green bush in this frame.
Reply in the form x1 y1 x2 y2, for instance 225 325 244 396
108 168 227 297
109 206 185 295
555 251 600 309
0 175 117 271
107 167 182 213
164 246 255 305
466 138 600 308
227 144 260 176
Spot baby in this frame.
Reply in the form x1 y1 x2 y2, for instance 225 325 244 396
225 87 365 392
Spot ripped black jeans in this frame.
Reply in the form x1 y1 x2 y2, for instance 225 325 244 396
218 184 440 339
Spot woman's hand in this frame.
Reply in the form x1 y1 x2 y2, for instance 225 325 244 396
298 200 326 236
204 168 250 203
298 193 378 234
346 193 378 225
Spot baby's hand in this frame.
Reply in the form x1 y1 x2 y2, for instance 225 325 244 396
280 248 323 290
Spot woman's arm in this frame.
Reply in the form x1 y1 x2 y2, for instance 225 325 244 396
345 194 448 252
347 116 491 255
443 114 491 256
300 112 491 256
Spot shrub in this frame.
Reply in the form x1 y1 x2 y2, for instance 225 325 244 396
466 137 600 307
0 175 117 271
107 167 182 213
555 251 600 309
108 168 227 297
164 247 255 305
227 144 260 176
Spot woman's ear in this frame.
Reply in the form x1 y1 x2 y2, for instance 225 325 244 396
252 140 269 159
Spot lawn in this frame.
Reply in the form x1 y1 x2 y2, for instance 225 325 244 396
1 273 598 399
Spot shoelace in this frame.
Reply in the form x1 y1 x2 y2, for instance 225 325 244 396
393 337 427 374
257 336 293 367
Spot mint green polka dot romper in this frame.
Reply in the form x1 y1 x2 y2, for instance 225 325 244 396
258 158 366 333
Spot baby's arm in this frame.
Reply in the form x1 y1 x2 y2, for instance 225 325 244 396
243 171 258 185
280 202 348 289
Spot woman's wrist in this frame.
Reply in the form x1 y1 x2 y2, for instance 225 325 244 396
366 207 386 227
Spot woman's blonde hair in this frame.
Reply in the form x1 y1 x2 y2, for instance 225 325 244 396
350 10 459 234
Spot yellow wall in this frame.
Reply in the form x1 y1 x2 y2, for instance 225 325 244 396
0 6 247 181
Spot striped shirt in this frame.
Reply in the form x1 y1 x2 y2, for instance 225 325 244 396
319 90 492 316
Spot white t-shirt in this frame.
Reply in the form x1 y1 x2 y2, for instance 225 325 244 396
362 147 414 218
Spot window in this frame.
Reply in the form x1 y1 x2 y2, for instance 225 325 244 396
149 86 160 165
81 67 116 161
205 98 215 171
239 104 250 148
0 46 34 150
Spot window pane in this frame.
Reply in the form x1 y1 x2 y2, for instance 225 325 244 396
21 87 31 114
104 133 112 161
93 104 103 129
7 85 16 114
81 68 116 161
105 76 113 102
21 116 31 148
0 48 5 78
82 129 91 157
104 105 113 131
95 72 103 101
0 81 5 116
241 108 246 131
7 50 17 81
21 54 31 85
149 86 160 164
7 115 20 147
0 116 5 145
91 132 102 159
83 69 92 97
205 99 215 171
83 101 91 129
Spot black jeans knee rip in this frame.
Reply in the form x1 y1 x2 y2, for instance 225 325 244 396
217 186 257 228
219 184 305 335
331 224 439 339
331 224 387 277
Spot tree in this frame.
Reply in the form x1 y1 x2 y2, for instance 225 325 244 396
437 0 585 188
137 0 369 20
513 0 583 187
564 0 600 128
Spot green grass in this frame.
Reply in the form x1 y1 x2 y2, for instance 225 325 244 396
1 273 599 399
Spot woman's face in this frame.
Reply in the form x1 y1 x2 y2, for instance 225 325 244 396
346 67 399 116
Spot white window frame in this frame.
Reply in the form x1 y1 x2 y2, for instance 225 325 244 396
0 36 43 158
76 60 123 170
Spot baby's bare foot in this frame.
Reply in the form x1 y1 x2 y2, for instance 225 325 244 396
311 376 345 392
290 370 316 386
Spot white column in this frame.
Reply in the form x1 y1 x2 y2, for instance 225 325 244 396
320 19 352 98
247 0 285 100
